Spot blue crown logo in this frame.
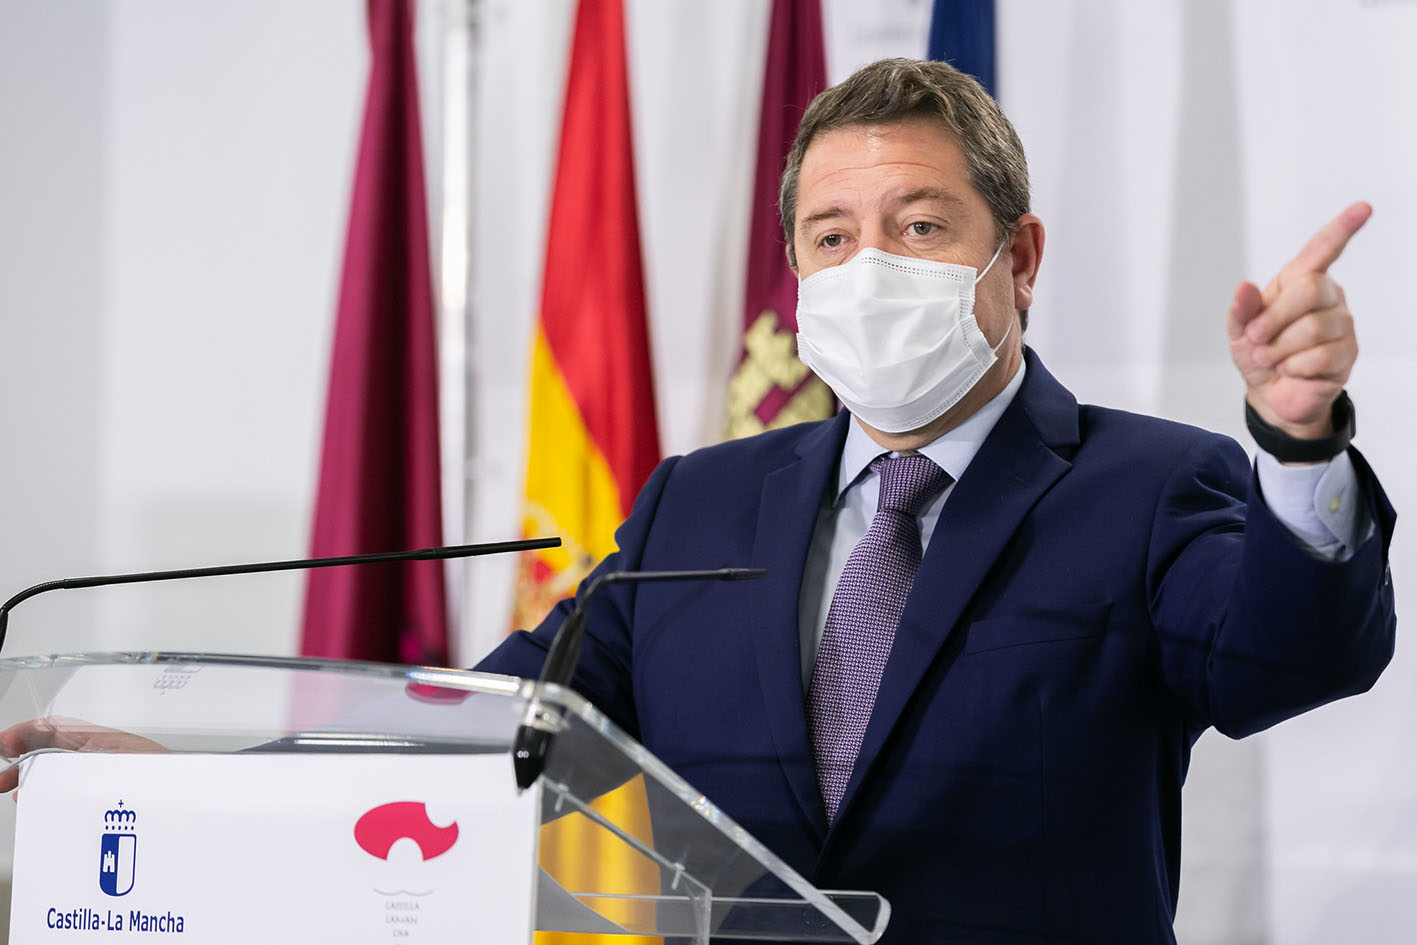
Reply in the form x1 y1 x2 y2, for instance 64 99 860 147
104 807 137 828
99 802 137 897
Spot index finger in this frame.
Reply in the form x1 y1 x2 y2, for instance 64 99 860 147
1277 201 1372 286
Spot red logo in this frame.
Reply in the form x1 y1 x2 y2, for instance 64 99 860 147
404 682 471 706
354 802 459 861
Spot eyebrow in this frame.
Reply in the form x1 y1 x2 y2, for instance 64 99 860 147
892 188 967 212
796 188 968 234
798 205 848 233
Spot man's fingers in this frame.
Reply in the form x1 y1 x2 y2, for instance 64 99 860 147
0 719 167 793
1244 272 1343 345
1252 305 1352 368
1228 280 1265 339
1276 201 1372 287
0 720 54 794
0 719 56 757
1275 338 1357 382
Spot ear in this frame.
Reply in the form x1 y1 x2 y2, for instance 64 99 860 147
1009 213 1045 312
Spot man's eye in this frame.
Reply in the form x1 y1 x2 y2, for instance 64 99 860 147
821 234 843 248
910 222 936 236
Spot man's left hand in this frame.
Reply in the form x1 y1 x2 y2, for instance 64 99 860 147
1228 202 1371 439
0 717 167 793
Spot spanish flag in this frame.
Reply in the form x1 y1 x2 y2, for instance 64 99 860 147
513 0 660 631
516 0 662 939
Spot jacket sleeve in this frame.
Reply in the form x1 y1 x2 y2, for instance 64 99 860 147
472 454 683 740
1149 437 1397 739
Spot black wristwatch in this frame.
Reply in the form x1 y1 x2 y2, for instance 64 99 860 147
1245 390 1356 463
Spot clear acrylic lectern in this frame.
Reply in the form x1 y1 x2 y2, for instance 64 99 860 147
0 652 888 943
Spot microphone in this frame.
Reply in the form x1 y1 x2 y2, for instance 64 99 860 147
511 567 766 791
0 537 562 653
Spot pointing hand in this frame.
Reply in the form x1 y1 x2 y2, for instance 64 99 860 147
1228 202 1370 442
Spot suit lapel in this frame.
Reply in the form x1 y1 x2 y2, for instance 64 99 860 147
830 351 1082 827
750 412 850 842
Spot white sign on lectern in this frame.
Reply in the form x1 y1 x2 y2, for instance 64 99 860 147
10 753 538 943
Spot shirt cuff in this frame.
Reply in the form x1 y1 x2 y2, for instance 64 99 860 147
1255 449 1368 561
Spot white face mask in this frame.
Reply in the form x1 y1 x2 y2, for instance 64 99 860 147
794 244 1011 434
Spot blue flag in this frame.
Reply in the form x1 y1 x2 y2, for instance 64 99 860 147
928 1 996 97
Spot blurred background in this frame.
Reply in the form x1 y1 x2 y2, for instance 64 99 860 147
1 0 1413 941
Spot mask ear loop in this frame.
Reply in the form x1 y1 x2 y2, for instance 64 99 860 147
990 314 1014 355
973 239 1009 284
976 238 1016 354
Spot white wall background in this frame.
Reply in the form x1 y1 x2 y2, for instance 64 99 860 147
0 1 1412 941
0 0 362 658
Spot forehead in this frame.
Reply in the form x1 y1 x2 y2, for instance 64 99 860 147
796 119 978 214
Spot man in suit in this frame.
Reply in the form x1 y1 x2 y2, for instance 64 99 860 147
477 58 1396 943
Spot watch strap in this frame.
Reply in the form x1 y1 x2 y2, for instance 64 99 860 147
1245 390 1355 464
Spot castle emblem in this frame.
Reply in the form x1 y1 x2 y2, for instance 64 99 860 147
99 801 137 897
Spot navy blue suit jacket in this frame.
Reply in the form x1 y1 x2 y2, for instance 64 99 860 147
478 349 1397 943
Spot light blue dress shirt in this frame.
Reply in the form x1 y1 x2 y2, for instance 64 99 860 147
796 360 1367 685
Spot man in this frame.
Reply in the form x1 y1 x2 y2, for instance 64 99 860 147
477 58 1396 943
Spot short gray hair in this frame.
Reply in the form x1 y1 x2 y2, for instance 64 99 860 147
780 58 1031 271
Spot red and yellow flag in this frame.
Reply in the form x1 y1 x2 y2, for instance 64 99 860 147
727 0 833 438
516 1 662 939
514 0 661 631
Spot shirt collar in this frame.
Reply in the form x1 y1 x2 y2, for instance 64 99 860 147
834 359 1028 504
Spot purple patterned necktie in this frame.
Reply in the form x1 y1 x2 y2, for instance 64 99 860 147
809 453 952 822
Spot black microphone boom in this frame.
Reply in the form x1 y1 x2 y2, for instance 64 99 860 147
511 567 766 791
0 538 562 653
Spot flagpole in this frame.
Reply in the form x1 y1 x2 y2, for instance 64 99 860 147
436 0 477 663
